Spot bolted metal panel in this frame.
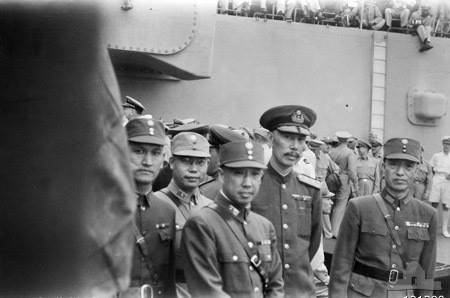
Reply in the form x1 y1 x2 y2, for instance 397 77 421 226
103 0 199 55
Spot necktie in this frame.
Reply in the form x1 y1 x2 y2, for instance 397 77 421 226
138 194 149 210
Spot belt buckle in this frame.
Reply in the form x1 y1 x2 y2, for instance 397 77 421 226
388 269 399 284
250 254 262 267
140 284 153 298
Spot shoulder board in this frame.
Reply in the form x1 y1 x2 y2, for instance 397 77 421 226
297 174 321 189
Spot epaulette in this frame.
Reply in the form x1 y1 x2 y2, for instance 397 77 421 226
297 174 321 189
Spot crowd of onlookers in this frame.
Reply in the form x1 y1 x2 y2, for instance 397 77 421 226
218 0 450 50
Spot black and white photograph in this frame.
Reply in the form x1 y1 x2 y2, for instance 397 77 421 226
1 0 450 297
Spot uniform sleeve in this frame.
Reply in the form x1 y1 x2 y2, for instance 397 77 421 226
329 201 360 298
328 155 340 174
373 160 381 194
266 223 285 298
347 152 359 193
308 188 322 259
417 209 438 296
424 163 433 199
429 154 437 171
181 216 230 298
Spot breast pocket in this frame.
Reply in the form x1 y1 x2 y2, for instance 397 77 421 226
294 195 312 237
360 220 387 237
218 252 251 293
406 226 429 260
155 223 173 244
257 243 273 263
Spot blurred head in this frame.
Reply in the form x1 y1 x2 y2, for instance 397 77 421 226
442 136 450 154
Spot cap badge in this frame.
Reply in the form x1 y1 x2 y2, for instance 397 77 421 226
401 139 408 145
147 120 154 127
245 142 253 149
149 128 154 135
190 134 197 144
291 109 304 124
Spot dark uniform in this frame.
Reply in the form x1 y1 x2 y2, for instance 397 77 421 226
182 140 284 298
330 138 438 298
252 105 322 297
122 117 177 298
183 193 284 298
130 194 177 298
252 165 322 297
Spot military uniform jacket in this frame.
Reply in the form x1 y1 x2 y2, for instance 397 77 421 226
252 163 322 297
154 181 212 273
181 193 284 298
130 193 177 298
329 190 437 298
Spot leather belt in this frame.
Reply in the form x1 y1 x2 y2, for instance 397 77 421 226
353 261 403 284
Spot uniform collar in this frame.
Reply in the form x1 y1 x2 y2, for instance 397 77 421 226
216 191 249 223
381 188 412 207
269 158 292 178
358 156 369 161
167 180 200 205
137 192 152 209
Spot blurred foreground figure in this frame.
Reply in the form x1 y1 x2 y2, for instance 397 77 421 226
0 1 135 297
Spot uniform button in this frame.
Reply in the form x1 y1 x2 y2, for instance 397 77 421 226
284 263 290 269
282 204 288 210
248 242 254 248
249 265 254 271
281 184 286 189
396 207 400 211
284 243 290 249
232 255 238 261
392 244 397 249
394 226 399 231
254 287 260 292
392 264 397 268
283 223 289 230
158 290 162 295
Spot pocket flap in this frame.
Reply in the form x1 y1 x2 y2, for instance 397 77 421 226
156 224 172 241
407 227 430 241
361 221 387 236
349 273 376 297
218 252 248 263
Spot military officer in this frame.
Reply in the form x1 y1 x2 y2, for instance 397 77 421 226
356 139 381 195
200 124 247 199
122 116 177 298
252 105 322 298
122 95 145 126
330 138 438 298
329 131 359 237
412 147 433 202
154 132 212 297
153 122 209 192
182 140 284 298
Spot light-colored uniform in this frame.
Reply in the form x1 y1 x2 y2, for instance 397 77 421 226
429 152 450 206
356 156 380 195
